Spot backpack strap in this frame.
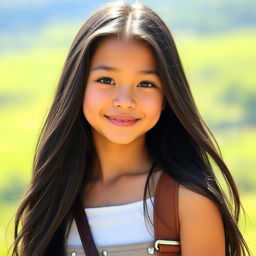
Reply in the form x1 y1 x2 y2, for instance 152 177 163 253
154 171 181 255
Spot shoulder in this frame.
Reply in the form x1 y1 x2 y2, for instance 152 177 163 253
177 185 225 256
178 185 220 213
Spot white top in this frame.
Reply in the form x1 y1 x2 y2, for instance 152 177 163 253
66 197 155 247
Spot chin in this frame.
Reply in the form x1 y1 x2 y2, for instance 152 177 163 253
104 133 144 145
93 129 146 145
107 137 137 145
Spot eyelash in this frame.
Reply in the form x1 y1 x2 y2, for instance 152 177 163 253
95 77 157 88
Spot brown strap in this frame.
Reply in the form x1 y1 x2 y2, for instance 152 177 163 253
154 171 181 255
74 196 99 255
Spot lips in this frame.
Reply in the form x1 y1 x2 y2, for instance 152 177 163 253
104 115 140 127
105 115 139 121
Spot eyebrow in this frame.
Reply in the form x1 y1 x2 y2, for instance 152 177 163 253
90 64 159 76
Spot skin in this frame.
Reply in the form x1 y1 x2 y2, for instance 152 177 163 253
82 37 165 204
82 37 225 255
178 186 225 255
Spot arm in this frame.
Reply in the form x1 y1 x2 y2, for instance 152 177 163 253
178 185 225 256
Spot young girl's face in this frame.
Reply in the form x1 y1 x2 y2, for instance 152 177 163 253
83 37 165 145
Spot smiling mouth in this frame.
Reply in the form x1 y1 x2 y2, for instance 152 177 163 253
111 119 135 122
105 115 139 122
104 115 140 126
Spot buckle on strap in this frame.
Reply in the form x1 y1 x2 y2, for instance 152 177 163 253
154 240 180 250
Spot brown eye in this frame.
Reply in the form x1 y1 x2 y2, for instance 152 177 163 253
138 81 157 88
96 77 115 85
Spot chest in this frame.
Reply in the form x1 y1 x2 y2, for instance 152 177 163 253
66 197 155 255
65 171 181 256
83 171 160 208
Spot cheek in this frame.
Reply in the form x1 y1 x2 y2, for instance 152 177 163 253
141 93 164 116
83 86 106 118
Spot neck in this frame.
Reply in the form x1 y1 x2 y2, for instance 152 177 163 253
92 134 153 185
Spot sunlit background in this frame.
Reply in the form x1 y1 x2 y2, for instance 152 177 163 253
1 0 256 254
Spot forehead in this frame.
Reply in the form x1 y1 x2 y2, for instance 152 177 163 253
89 37 157 70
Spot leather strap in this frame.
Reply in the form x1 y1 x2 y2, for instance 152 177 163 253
74 196 99 255
154 171 181 255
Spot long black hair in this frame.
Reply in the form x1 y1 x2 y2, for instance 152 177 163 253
11 1 250 255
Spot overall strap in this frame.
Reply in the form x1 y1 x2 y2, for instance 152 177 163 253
154 171 181 255
74 196 99 255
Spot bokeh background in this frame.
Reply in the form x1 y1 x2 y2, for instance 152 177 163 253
1 0 255 254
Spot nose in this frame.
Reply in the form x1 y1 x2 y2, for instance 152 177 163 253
112 87 136 109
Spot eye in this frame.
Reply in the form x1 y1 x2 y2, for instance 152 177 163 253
138 81 157 88
96 77 115 85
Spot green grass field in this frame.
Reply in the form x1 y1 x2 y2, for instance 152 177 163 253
1 27 255 255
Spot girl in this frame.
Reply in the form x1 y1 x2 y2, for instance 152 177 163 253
11 1 250 255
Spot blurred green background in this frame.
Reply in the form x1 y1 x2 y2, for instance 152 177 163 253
0 0 255 255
